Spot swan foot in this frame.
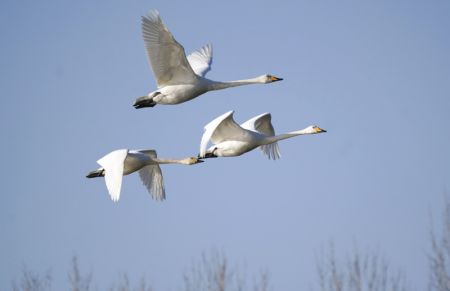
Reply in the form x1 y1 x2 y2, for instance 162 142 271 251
133 96 157 109
86 168 105 178
199 152 218 159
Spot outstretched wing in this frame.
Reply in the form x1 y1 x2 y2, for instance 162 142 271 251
259 142 281 160
135 149 166 200
138 164 166 201
187 44 213 77
142 10 197 87
200 111 252 158
240 112 275 135
136 149 157 158
241 113 281 160
97 149 128 202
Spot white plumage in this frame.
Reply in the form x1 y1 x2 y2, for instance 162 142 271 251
199 111 326 159
87 149 203 202
97 149 128 202
134 10 282 108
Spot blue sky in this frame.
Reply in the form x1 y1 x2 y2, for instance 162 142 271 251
1 0 450 290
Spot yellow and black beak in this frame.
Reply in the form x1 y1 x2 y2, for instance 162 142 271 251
270 76 283 82
314 126 327 133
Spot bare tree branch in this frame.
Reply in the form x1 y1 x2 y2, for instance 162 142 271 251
12 266 52 291
429 196 450 291
183 250 271 291
316 244 407 291
68 256 92 291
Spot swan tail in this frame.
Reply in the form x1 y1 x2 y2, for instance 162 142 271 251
86 168 105 178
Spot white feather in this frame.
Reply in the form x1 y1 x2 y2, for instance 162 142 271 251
240 113 281 160
200 111 253 157
142 10 197 86
199 111 325 158
187 44 213 77
138 164 166 201
136 10 282 106
96 149 128 202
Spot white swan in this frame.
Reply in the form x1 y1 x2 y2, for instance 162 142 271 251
199 111 326 159
133 10 283 108
86 149 203 202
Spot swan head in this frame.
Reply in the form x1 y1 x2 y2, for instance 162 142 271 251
306 125 327 134
183 157 204 165
261 74 283 83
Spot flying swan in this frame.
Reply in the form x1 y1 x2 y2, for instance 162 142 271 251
133 10 283 108
86 149 203 202
199 111 326 159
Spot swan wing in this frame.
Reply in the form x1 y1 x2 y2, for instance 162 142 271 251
96 149 128 202
134 149 165 200
187 44 213 77
138 164 166 201
200 111 251 157
136 149 157 158
240 113 281 160
240 113 275 135
142 10 197 87
259 142 281 160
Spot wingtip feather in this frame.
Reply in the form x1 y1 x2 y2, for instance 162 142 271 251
144 9 160 20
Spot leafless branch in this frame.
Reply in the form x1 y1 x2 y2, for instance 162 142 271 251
428 196 450 291
183 250 271 291
12 266 52 291
68 256 92 291
316 244 407 291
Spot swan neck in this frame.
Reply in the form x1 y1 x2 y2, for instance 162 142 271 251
208 77 263 90
264 129 311 144
153 158 186 165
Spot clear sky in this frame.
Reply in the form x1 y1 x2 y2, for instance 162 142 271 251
1 0 450 290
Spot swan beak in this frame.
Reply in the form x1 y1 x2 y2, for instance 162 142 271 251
271 76 283 82
314 127 327 133
196 159 204 163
